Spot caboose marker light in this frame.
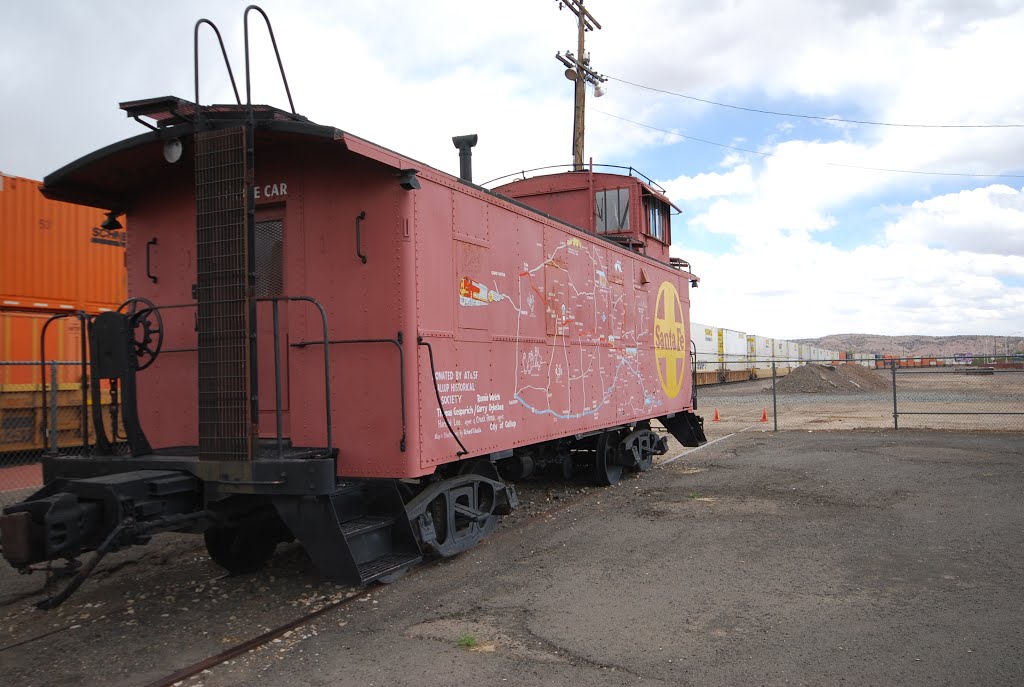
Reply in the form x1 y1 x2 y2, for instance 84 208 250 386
100 210 123 230
398 169 421 190
163 137 183 164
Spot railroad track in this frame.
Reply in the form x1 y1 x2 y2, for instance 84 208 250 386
138 493 587 687
1 479 604 687
139 587 375 687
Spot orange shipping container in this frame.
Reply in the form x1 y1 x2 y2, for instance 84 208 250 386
0 173 126 312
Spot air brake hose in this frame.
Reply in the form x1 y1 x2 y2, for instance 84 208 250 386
417 337 468 456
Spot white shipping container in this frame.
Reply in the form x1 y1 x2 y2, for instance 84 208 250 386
718 328 748 370
747 335 774 366
783 341 799 368
772 339 784 356
692 322 718 371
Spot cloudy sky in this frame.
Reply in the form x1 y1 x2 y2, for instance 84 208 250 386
2 0 1023 339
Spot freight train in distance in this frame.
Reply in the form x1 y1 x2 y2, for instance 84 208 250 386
0 8 706 608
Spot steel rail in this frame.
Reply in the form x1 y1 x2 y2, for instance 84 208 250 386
138 589 370 687
137 488 588 687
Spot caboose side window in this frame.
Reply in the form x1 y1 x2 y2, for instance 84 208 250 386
646 198 668 242
595 188 630 233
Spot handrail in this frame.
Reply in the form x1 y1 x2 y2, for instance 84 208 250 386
481 162 667 193
39 311 90 455
113 297 335 462
257 296 333 460
243 5 296 115
193 18 242 113
292 334 407 453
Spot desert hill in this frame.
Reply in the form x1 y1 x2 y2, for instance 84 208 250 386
793 333 1024 358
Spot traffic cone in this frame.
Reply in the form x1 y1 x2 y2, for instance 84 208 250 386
712 408 720 422
760 408 769 423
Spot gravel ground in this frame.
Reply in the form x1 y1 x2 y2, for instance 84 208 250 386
2 429 1022 686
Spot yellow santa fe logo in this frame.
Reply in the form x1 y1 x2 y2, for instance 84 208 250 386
654 281 687 398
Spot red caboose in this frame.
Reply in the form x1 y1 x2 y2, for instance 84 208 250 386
0 11 704 606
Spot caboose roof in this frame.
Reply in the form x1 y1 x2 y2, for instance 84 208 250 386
39 96 692 277
41 96 423 210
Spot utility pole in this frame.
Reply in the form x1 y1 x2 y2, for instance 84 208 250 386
554 0 607 171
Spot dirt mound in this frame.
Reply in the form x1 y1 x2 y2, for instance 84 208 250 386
771 364 890 394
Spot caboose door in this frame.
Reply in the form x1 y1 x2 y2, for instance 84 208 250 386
254 213 291 439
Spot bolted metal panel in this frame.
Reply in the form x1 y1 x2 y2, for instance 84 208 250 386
194 127 254 462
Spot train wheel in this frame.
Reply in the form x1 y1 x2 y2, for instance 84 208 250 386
204 525 277 575
405 471 512 559
594 430 623 486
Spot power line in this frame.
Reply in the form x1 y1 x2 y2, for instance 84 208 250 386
608 75 1024 129
592 109 1024 179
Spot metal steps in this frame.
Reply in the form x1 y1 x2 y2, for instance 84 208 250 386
276 479 423 586
357 552 422 582
339 512 420 584
339 515 395 538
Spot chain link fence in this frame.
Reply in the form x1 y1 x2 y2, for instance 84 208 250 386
694 357 1024 435
0 361 124 506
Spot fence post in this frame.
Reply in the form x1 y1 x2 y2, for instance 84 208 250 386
771 360 778 431
891 361 898 430
48 361 59 454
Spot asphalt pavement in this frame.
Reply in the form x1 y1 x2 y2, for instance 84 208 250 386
2 429 1021 686
202 429 1024 686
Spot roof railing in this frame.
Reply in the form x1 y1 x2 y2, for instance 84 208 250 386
481 162 667 194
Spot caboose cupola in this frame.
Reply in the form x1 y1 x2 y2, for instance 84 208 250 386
491 165 677 263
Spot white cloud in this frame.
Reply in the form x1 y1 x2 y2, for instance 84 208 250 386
673 179 1024 339
661 164 755 201
676 235 1024 339
884 185 1024 256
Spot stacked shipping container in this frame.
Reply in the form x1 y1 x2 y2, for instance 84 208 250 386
1 173 126 453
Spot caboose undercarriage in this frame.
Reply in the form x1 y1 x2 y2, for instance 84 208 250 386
1 404 700 608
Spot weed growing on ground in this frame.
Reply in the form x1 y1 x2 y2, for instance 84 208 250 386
457 632 478 649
